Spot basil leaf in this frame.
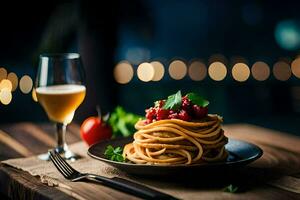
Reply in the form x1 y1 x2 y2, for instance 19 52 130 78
104 145 125 162
111 155 116 161
114 147 122 154
116 154 124 162
163 90 182 110
224 184 239 193
186 93 209 107
108 106 142 137
104 145 114 156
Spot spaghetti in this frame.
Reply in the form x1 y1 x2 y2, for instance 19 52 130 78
123 114 228 165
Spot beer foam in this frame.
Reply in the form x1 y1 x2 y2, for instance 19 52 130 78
36 84 86 94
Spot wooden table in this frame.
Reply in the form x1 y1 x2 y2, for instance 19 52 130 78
0 123 300 199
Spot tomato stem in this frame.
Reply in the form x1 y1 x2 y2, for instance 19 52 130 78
96 105 102 119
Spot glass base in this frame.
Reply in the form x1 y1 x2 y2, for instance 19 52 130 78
38 148 81 162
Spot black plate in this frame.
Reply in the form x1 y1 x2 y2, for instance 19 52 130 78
88 138 263 177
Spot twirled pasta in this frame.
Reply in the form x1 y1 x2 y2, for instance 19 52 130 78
123 114 228 165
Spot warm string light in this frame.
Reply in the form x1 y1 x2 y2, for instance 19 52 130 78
0 79 12 91
291 57 300 78
150 61 165 81
0 88 12 105
0 68 7 82
188 61 207 81
232 63 250 82
273 61 291 81
137 62 154 82
168 60 187 80
0 67 34 105
113 61 134 84
19 75 33 94
7 72 18 91
251 61 270 81
114 55 300 83
208 62 227 81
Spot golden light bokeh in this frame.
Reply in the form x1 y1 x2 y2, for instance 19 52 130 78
232 63 250 82
273 61 291 81
32 88 38 102
188 61 207 81
137 62 155 82
150 61 165 81
208 62 227 81
0 79 12 91
7 72 18 91
19 75 33 94
168 60 187 80
251 61 270 81
113 61 134 84
291 57 300 78
0 88 12 105
0 67 7 82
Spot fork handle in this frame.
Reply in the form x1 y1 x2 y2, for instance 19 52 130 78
86 175 178 200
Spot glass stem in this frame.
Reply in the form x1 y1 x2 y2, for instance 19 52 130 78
55 123 68 153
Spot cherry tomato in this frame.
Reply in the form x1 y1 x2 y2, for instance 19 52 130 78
80 117 112 146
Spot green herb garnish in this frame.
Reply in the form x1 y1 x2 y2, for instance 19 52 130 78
186 92 209 107
104 145 125 162
223 184 239 193
162 90 182 110
108 106 142 137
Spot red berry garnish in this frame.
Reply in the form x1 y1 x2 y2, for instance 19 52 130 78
192 105 208 119
181 96 192 113
178 110 191 121
145 107 156 122
158 100 165 108
168 113 179 119
156 109 170 120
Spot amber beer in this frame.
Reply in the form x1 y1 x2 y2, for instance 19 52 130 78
36 85 86 124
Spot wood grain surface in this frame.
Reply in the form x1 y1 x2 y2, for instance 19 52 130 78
0 123 300 200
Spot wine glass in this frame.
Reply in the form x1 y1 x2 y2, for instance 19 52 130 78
35 53 86 161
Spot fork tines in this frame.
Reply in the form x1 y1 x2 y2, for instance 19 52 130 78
48 150 78 179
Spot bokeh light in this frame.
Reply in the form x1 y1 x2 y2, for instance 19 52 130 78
273 61 291 81
188 61 207 81
208 62 227 81
137 62 154 82
32 88 38 102
150 61 165 81
232 63 250 82
291 57 300 78
0 88 12 105
0 68 7 82
275 20 300 50
0 79 12 91
19 75 33 94
251 61 270 81
7 72 18 91
113 61 134 84
168 60 187 80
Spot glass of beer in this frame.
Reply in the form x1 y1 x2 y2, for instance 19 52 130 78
35 53 86 161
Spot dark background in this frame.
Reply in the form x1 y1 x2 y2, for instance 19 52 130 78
0 0 299 136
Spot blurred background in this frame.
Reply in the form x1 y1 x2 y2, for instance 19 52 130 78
0 0 299 135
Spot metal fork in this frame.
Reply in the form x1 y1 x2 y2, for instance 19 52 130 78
48 150 178 200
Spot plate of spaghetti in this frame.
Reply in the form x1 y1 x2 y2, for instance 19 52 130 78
88 91 263 176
